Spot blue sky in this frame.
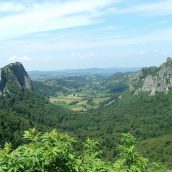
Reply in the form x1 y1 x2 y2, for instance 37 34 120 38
0 0 172 70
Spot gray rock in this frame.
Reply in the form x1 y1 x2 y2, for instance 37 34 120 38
0 62 33 94
129 57 172 95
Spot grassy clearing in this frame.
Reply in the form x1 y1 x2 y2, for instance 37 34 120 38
50 92 110 112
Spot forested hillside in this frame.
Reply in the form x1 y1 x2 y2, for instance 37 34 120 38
0 90 76 146
1 81 172 168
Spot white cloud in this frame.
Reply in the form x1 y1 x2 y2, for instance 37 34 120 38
0 0 119 40
0 2 26 13
109 0 172 16
14 28 172 51
8 56 32 62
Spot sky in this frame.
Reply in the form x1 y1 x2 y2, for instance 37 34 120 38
0 0 172 70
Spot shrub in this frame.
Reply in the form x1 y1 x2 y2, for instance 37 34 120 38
0 129 166 172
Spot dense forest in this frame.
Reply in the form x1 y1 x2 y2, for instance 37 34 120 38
0 88 172 169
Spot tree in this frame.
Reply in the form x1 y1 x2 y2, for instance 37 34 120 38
113 133 165 172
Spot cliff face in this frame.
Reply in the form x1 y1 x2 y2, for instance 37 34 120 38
0 62 33 94
129 57 172 95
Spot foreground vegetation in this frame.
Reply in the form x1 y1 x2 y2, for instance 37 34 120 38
0 129 165 172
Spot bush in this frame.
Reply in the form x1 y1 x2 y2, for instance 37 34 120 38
0 129 166 172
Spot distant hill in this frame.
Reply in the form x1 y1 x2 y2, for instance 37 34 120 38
32 73 132 97
29 67 139 79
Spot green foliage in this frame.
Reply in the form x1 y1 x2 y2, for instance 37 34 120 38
0 110 34 147
114 133 148 171
137 134 172 168
0 129 77 172
0 130 165 172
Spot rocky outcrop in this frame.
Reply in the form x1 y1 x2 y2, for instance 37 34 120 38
129 57 172 95
0 62 33 94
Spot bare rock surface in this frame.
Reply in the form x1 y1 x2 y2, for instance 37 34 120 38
129 57 172 95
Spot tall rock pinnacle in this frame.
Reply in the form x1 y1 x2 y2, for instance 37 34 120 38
0 62 33 94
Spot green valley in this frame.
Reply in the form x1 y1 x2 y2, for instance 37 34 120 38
33 73 131 111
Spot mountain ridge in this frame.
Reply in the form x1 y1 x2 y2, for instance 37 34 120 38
129 57 172 95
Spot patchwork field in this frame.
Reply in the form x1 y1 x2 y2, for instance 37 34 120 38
49 92 110 111
33 74 130 111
